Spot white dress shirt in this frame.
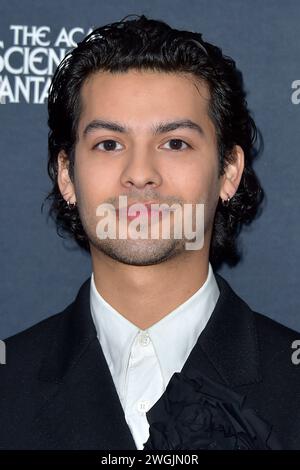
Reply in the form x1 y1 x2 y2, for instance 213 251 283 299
90 262 220 450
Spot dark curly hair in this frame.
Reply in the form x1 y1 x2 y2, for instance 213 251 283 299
41 13 264 270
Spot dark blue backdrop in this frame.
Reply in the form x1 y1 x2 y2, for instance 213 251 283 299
1 0 299 339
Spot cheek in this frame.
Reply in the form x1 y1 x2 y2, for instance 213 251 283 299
168 158 218 202
75 155 118 203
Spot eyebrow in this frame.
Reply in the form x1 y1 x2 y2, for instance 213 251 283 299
82 118 204 138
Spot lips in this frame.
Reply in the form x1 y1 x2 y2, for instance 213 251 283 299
118 200 158 209
116 201 167 220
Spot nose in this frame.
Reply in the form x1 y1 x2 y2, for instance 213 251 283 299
120 148 162 190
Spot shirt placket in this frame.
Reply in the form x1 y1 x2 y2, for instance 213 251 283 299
124 330 165 449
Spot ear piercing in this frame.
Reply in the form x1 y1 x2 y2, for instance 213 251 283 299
221 194 231 207
66 199 77 209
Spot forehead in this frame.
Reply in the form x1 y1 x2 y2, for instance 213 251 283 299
78 69 211 135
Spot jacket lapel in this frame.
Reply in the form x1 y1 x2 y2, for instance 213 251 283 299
180 272 262 388
33 277 137 450
145 272 263 435
33 272 262 449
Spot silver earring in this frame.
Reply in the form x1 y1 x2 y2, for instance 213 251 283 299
67 199 77 209
222 195 231 207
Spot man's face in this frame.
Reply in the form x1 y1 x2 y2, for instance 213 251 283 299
68 70 222 265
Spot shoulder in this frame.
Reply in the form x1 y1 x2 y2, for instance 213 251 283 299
0 275 92 387
216 276 300 448
254 309 299 344
251 312 300 447
2 276 92 367
215 271 300 389
215 272 300 360
4 297 75 345
253 310 300 377
1 303 74 378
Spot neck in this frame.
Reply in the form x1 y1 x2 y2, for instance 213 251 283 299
90 241 211 330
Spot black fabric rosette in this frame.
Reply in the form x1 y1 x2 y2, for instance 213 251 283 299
143 369 282 450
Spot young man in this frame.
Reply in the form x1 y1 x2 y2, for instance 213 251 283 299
1 14 299 451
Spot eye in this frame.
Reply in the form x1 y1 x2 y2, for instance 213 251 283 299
161 139 191 151
93 139 124 151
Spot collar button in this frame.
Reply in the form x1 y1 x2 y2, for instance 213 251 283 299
139 332 151 347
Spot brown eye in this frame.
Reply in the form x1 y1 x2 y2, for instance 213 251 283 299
162 139 190 150
94 140 123 151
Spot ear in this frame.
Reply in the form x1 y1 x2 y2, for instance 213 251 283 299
219 145 244 202
57 150 76 204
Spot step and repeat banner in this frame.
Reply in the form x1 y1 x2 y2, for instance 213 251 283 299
0 0 299 337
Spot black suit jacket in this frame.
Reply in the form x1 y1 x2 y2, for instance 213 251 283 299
1 273 300 450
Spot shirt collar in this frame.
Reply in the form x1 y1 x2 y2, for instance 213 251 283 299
90 262 220 389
